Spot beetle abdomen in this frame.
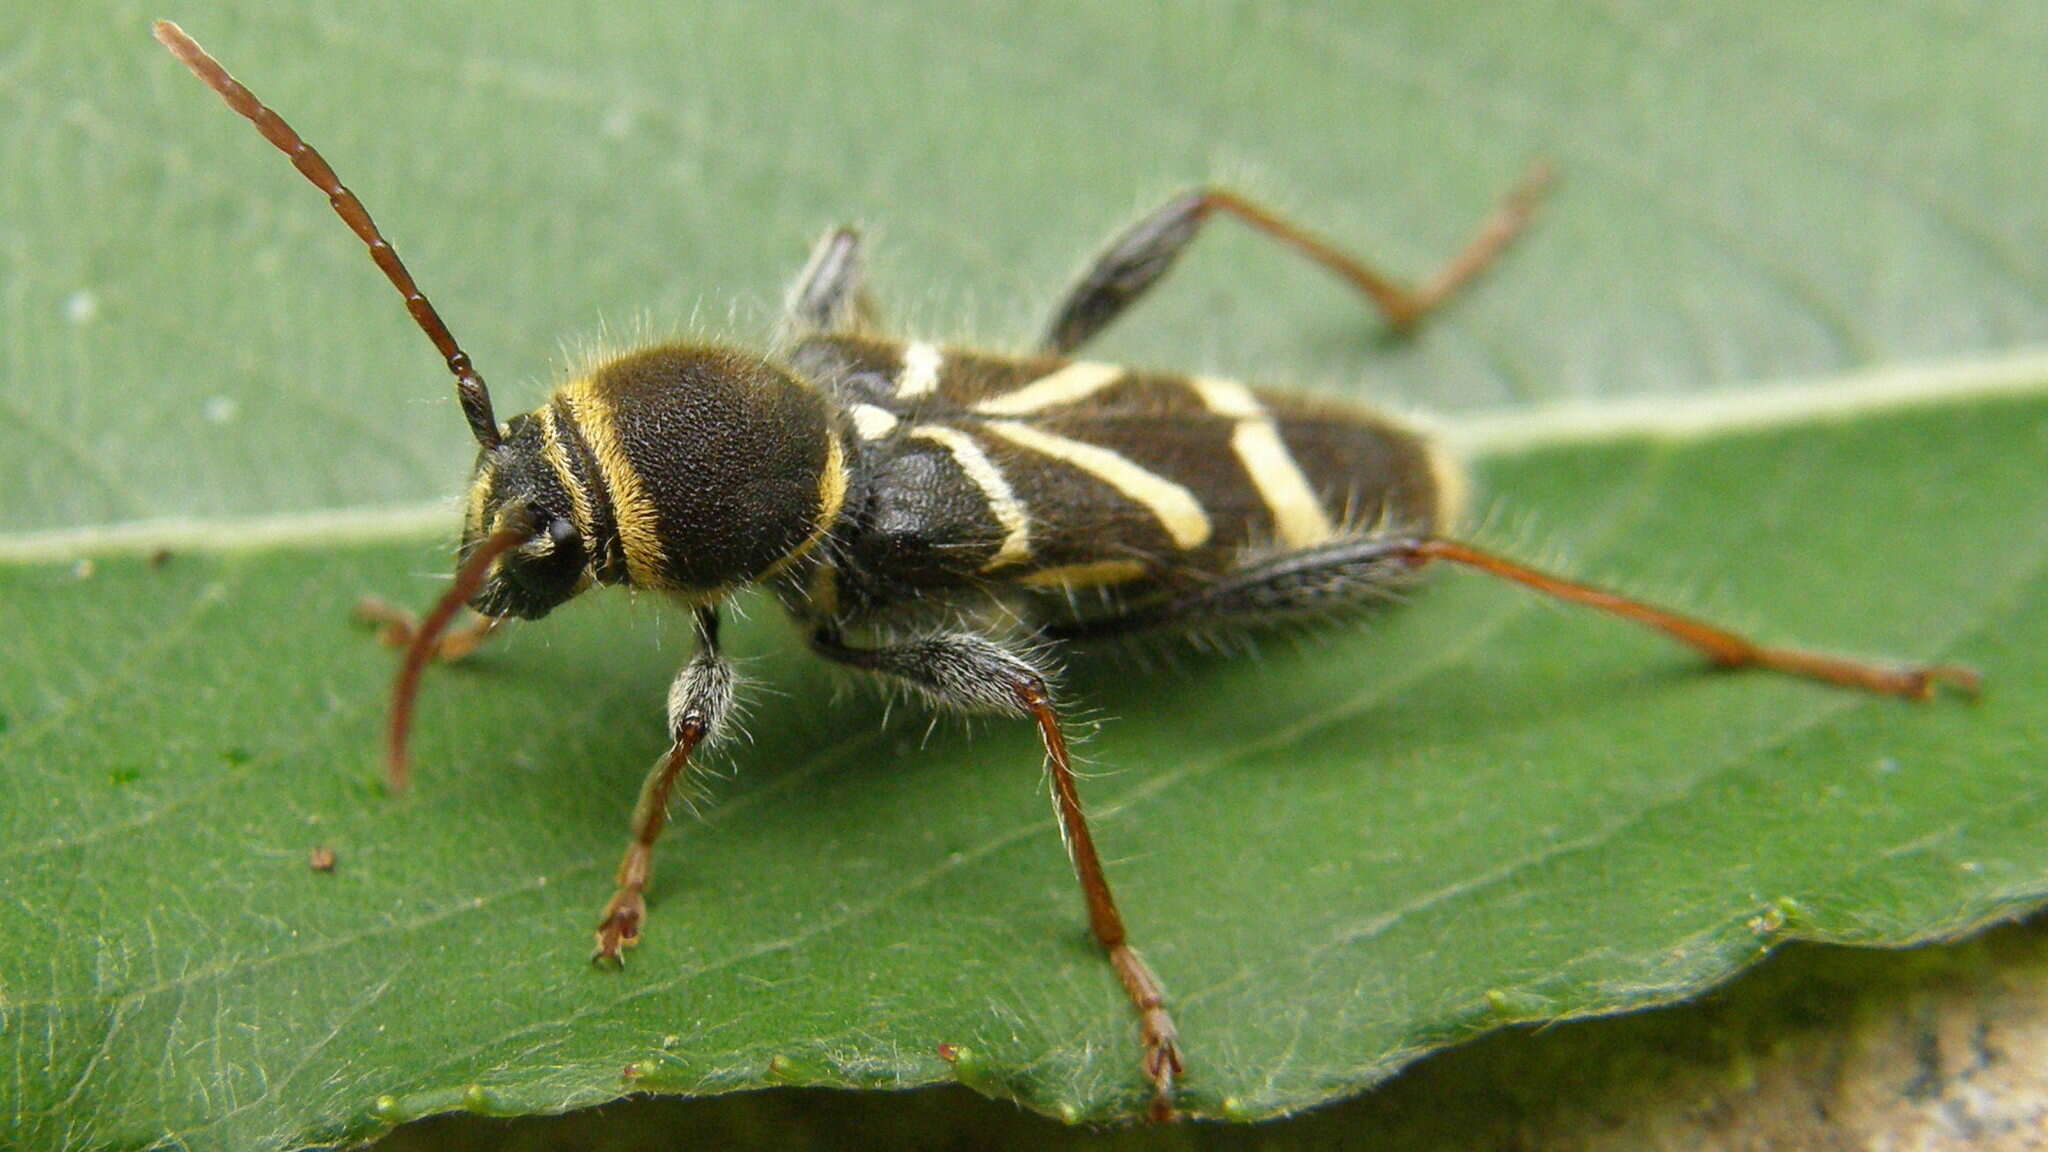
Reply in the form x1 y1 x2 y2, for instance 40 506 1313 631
805 336 1458 598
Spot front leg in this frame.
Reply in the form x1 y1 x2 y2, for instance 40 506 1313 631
594 607 737 964
810 628 1184 1122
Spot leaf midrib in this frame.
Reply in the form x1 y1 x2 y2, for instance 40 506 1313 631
3 347 2044 565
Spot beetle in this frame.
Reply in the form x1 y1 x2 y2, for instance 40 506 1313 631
155 20 1978 1121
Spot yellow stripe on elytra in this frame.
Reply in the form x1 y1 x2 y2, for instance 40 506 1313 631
911 424 1033 569
1422 434 1467 532
973 361 1123 416
981 420 1212 550
850 403 899 439
537 402 596 544
1189 376 1336 549
561 377 667 588
1016 559 1150 589
1188 375 1262 419
896 341 943 398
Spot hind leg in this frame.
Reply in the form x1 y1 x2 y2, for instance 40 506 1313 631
1042 162 1552 355
1048 534 1978 702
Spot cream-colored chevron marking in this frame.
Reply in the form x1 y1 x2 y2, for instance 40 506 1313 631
911 424 1034 569
896 341 943 399
851 403 900 439
1189 376 1336 548
982 419 1212 550
973 361 1124 416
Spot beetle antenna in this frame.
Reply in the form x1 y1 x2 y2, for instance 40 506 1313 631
386 525 527 792
154 20 502 449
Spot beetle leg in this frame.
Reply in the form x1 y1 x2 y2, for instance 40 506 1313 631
778 225 883 342
594 608 736 964
354 597 500 662
1048 534 1979 702
1405 538 1981 700
810 628 1183 1121
1042 161 1552 355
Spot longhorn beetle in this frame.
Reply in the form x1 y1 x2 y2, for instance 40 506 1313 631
157 21 1980 1123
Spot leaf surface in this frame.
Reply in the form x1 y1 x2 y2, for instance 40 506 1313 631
4 3 2046 1149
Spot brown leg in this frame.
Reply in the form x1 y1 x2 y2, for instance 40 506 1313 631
807 628 1184 1119
1015 677 1184 1123
355 597 500 661
593 722 707 964
1043 161 1553 354
1410 539 1981 700
594 609 734 966
1049 535 1979 703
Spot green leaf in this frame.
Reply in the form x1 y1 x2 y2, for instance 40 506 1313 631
5 3 2047 1150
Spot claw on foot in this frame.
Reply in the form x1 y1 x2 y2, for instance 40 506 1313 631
1903 662 1983 701
1742 652 1986 702
1141 1009 1184 1123
592 892 644 966
1147 1085 1177 1125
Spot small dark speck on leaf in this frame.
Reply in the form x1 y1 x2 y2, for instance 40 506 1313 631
223 747 253 766
309 846 337 873
109 767 142 786
149 547 175 569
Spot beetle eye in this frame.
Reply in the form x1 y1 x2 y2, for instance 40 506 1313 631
548 517 578 547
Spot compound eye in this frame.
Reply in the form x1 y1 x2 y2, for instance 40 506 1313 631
547 517 578 548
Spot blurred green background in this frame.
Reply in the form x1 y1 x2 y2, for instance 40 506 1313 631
12 1 2046 531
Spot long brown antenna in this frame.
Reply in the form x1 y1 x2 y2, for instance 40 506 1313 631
153 20 502 449
385 524 528 792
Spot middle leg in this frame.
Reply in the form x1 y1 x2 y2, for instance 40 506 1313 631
809 627 1185 1121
